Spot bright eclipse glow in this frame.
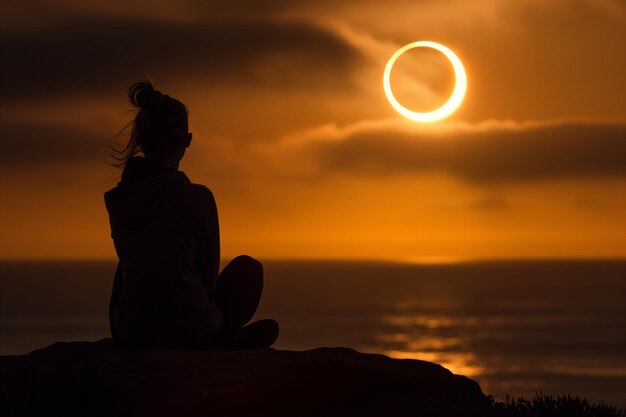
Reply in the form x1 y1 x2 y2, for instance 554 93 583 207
383 41 467 123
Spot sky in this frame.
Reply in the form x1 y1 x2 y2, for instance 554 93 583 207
1 0 626 261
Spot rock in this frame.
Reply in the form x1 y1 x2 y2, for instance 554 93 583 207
1 339 494 417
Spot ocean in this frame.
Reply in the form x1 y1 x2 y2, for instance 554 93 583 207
1 259 625 407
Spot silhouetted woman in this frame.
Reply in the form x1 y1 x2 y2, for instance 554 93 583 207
105 80 279 350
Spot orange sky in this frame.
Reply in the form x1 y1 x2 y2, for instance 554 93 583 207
1 0 626 261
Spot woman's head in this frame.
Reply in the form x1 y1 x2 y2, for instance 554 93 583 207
112 80 192 168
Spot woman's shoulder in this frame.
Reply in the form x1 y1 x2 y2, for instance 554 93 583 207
180 182 216 207
185 183 214 198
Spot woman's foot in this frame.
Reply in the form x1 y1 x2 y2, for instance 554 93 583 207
231 319 279 349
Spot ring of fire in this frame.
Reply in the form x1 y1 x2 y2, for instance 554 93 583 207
383 41 467 123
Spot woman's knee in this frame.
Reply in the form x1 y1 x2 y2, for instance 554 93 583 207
232 255 263 279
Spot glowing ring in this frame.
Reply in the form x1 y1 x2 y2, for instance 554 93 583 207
383 41 467 123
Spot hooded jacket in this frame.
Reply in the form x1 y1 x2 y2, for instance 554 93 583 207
104 156 222 348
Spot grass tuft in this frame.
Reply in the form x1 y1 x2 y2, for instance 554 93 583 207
489 392 625 417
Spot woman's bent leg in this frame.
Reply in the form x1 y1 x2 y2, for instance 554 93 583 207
212 255 280 349
235 318 280 349
215 255 264 336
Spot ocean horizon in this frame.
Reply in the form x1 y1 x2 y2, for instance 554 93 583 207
1 259 625 407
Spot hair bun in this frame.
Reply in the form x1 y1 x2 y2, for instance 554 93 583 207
128 80 165 110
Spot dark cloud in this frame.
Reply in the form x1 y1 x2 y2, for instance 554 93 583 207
0 122 109 166
309 122 626 183
1 15 363 99
6 119 625 185
193 0 310 16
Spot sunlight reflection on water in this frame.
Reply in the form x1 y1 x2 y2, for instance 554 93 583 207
373 314 485 377
370 308 626 399
383 314 480 328
382 350 484 377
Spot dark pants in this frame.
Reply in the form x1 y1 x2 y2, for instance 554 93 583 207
206 255 279 349
215 255 264 336
109 255 278 350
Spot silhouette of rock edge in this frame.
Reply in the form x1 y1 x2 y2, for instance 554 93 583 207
1 338 496 417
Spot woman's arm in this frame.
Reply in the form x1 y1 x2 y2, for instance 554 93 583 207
109 262 124 339
196 187 220 295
